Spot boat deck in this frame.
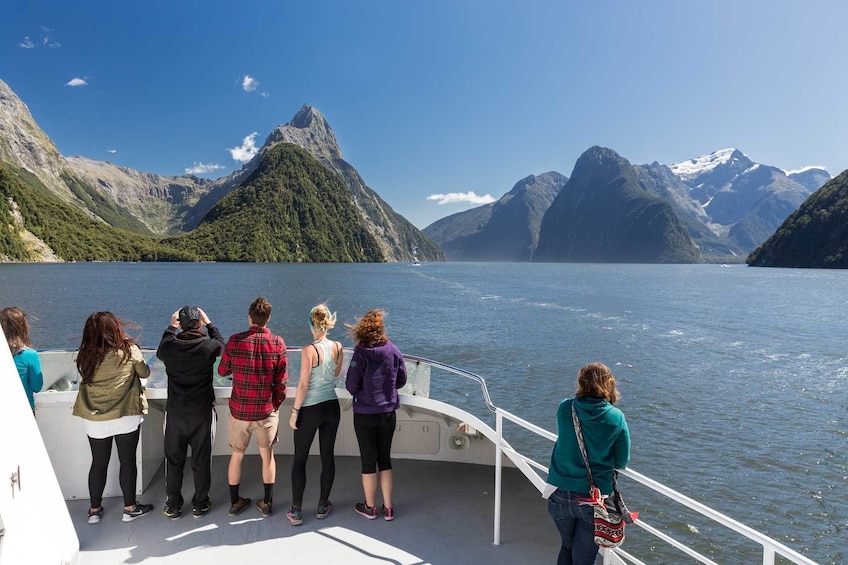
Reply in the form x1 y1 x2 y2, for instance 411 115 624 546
69 454 557 564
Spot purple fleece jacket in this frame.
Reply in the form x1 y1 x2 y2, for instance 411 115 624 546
345 339 407 414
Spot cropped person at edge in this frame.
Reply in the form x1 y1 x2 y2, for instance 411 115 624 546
156 306 224 520
218 297 288 518
72 311 154 524
286 304 344 526
1 307 43 416
345 309 407 521
546 362 631 565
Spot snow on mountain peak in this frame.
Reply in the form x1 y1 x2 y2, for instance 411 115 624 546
668 148 747 180
783 165 827 175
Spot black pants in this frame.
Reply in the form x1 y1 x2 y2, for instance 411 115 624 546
291 399 341 505
353 411 396 474
88 427 140 508
164 408 213 508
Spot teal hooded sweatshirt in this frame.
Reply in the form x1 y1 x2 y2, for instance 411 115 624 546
547 397 630 495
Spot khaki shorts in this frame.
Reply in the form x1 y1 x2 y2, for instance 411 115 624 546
228 411 279 453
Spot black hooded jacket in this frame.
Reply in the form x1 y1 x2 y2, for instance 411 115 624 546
156 324 225 414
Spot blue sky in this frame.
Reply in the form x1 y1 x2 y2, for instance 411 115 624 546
2 0 847 229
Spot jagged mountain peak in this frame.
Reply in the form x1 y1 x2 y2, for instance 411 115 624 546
263 104 342 161
289 104 325 129
668 148 753 180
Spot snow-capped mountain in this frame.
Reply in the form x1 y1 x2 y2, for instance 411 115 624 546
667 148 821 251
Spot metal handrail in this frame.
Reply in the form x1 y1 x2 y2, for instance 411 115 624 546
493 407 819 565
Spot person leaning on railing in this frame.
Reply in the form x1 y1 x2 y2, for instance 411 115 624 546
545 362 631 565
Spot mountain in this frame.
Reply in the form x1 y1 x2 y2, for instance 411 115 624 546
668 149 817 251
422 171 567 261
535 147 702 263
184 105 444 262
162 144 383 262
786 167 831 193
747 170 848 268
0 78 217 235
0 163 194 262
0 79 441 262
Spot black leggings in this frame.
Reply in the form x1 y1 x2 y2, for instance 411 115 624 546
88 427 140 508
291 399 341 505
353 411 396 474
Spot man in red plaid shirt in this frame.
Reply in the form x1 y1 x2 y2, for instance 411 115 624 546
218 297 287 518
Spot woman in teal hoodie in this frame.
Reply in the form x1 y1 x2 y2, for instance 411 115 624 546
547 362 630 565
1 307 43 415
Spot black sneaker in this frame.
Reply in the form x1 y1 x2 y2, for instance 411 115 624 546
382 504 395 521
228 497 251 517
317 501 333 519
193 501 210 518
355 502 377 520
163 504 182 520
123 502 154 522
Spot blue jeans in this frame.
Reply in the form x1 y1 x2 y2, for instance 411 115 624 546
547 488 599 565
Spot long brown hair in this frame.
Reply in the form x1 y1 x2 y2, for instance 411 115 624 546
575 362 621 404
346 309 388 348
76 312 136 383
1 307 32 354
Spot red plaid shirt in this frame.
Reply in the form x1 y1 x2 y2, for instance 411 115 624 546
218 326 288 421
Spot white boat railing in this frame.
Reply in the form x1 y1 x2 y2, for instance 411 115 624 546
493 407 820 565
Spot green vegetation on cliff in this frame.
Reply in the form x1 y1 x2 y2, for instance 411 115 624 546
163 143 384 262
747 170 848 268
0 164 195 261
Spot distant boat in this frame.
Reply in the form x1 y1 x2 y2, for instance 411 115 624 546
412 257 421 266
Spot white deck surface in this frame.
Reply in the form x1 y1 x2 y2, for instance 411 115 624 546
69 454 557 564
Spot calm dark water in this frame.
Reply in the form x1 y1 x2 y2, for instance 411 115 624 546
1 262 845 563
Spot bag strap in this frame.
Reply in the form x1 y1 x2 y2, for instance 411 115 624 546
571 402 596 490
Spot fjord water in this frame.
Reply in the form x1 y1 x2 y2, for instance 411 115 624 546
1 262 844 564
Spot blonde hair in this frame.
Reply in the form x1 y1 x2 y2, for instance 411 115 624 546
575 362 621 404
309 304 337 332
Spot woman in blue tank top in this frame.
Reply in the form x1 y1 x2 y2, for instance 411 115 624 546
286 304 343 525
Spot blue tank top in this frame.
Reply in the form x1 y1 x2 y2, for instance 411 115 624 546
302 340 339 406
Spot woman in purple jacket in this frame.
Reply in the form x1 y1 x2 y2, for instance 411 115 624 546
345 309 407 521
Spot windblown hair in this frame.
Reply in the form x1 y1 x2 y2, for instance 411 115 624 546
1 307 32 354
575 362 621 404
346 309 388 348
249 297 272 327
310 304 337 332
76 312 136 384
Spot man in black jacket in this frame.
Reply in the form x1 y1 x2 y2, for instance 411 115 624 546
157 306 225 519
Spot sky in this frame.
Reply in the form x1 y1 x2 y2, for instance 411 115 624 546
2 0 848 229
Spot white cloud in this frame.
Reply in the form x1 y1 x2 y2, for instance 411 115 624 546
186 162 225 175
426 191 497 205
65 77 87 87
242 75 260 92
106 149 117 154
228 132 260 163
19 37 36 48
260 91 270 99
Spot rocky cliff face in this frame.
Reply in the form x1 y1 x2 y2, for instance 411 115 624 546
535 146 702 264
0 79 72 201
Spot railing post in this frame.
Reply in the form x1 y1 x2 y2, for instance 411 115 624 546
763 546 775 565
494 409 503 546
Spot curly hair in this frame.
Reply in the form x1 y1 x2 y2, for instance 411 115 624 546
76 312 136 384
1 307 32 354
575 362 621 404
310 304 337 332
346 309 388 348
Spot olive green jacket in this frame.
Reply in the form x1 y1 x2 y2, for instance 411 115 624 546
72 346 150 421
